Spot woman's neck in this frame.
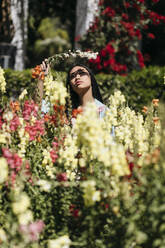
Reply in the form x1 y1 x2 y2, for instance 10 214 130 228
78 89 94 108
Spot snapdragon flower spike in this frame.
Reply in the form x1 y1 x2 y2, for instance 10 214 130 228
22 100 39 121
25 119 45 141
32 65 45 80
2 148 23 186
10 114 21 132
50 149 58 163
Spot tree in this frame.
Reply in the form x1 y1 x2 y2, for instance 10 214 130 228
10 0 28 70
75 0 99 48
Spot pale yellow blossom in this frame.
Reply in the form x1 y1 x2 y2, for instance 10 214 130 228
0 66 6 93
0 157 8 184
48 235 71 248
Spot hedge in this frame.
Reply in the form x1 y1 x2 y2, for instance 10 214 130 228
4 66 165 111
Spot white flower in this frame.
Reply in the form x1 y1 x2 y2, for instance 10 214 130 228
18 210 33 225
0 157 8 184
0 228 7 242
3 111 13 121
19 89 27 100
48 235 71 248
36 179 51 192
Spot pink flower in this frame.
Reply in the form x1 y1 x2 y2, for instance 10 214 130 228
50 149 58 163
20 220 44 241
22 100 39 121
56 172 67 182
10 115 20 131
25 119 45 141
2 148 13 159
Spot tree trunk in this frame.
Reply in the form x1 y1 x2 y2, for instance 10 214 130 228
75 0 99 49
10 0 28 70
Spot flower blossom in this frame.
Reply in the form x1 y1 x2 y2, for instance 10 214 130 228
0 157 8 184
48 235 71 248
0 66 6 93
22 100 39 121
19 220 44 241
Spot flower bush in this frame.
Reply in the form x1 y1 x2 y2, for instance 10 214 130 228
0 66 165 247
79 0 165 74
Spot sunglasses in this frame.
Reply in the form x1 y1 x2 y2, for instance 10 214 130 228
70 69 89 80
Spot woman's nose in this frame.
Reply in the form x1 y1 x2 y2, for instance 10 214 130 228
75 73 80 79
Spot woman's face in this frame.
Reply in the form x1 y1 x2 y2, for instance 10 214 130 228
69 66 92 95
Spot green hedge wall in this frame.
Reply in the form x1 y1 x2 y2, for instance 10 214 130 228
4 66 165 111
96 66 165 111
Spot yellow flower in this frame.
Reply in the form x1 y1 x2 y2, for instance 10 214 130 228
0 157 8 184
12 193 30 215
18 210 33 225
19 89 27 100
0 66 6 93
48 235 71 248
0 228 7 243
82 180 100 206
44 73 68 106
0 134 6 143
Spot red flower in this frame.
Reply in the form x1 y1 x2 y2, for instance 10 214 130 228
124 2 130 8
147 33 155 39
137 50 145 68
152 0 159 3
0 116 3 129
69 204 80 218
102 7 116 18
100 48 107 57
135 29 142 40
106 43 115 54
122 13 129 21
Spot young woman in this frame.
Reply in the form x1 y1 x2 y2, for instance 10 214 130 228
39 61 107 119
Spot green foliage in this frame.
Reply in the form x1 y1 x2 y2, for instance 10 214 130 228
34 17 71 57
3 66 165 112
96 66 165 111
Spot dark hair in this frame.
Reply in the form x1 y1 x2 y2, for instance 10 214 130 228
66 63 103 110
